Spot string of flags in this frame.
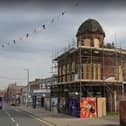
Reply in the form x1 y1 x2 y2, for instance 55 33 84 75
0 0 80 49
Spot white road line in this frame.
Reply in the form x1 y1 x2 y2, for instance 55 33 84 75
4 110 19 126
10 117 15 122
30 115 54 126
14 108 20 112
16 123 19 126
4 111 11 117
20 109 55 126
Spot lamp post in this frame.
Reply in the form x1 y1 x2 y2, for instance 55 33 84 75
24 68 29 106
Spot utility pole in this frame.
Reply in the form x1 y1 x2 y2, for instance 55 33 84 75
24 68 29 106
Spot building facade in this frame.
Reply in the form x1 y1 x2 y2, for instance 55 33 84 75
6 83 22 105
53 19 126 116
27 76 57 110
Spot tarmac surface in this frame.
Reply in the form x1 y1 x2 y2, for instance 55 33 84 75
16 104 120 126
0 104 48 126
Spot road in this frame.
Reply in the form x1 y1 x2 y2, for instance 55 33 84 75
0 104 48 126
0 103 120 126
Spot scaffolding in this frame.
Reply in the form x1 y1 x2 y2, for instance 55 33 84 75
52 42 126 83
52 38 126 112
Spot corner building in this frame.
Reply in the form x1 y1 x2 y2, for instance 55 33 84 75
52 19 126 116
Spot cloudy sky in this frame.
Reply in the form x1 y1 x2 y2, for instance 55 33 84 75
0 0 126 89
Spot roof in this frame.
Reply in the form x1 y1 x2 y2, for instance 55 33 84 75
76 19 105 36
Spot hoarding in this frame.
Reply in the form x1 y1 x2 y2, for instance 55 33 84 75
80 97 97 118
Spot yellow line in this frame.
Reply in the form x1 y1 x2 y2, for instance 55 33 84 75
30 115 55 126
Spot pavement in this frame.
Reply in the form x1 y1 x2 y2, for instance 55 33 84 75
16 104 120 126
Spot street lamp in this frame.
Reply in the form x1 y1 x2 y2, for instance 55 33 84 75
24 68 30 106
24 69 29 86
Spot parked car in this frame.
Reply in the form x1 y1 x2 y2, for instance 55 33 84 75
11 100 16 106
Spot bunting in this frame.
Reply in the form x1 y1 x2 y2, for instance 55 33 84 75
0 0 80 49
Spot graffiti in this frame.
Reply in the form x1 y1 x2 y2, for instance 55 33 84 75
80 97 97 118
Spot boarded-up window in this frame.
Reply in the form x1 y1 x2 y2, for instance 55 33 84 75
84 39 91 47
94 38 100 48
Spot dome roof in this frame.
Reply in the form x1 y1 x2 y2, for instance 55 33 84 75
76 19 105 36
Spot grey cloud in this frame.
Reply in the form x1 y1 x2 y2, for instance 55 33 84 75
0 1 126 88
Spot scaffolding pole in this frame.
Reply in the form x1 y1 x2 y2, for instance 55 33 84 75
120 43 125 97
102 42 105 97
79 47 82 101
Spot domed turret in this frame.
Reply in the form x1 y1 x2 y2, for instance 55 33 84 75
76 19 105 48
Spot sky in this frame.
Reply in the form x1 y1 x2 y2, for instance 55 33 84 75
0 0 126 89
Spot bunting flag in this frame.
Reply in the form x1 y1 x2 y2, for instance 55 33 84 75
13 40 16 44
42 24 46 30
33 29 37 33
19 37 23 41
26 33 29 38
61 11 65 16
0 0 80 49
2 45 4 48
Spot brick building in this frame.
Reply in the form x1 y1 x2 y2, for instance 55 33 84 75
31 75 57 110
6 83 22 104
52 19 126 115
0 89 6 97
28 79 40 92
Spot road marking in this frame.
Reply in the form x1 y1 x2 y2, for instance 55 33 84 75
4 111 12 118
10 117 15 122
19 108 56 126
14 108 20 112
16 123 19 126
30 115 55 126
4 110 19 126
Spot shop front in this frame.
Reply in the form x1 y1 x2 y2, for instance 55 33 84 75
32 89 50 109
